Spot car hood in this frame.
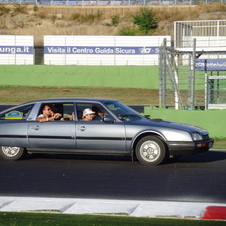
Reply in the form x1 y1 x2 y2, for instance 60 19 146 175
134 118 208 134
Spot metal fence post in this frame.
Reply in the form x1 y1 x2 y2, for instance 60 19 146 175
191 38 196 109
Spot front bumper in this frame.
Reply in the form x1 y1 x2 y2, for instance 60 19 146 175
167 138 214 156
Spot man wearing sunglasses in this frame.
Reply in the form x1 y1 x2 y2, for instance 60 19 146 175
37 105 61 122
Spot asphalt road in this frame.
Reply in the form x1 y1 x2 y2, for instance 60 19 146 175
1 150 226 203
1 104 226 203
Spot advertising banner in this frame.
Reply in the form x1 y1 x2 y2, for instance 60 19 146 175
195 59 226 71
44 35 170 66
0 46 33 54
0 35 34 65
44 46 159 55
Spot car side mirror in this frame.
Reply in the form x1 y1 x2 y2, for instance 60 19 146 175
102 115 114 123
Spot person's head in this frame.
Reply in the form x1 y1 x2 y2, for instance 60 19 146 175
82 108 95 121
42 105 52 117
92 107 104 117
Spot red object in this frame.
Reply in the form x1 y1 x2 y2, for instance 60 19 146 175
201 206 226 219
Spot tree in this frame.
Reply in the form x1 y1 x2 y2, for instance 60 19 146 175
133 8 158 34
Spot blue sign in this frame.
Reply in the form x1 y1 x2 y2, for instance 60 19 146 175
44 46 159 55
0 46 34 54
195 59 226 71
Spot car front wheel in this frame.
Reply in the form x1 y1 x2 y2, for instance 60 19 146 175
135 136 168 165
0 146 25 160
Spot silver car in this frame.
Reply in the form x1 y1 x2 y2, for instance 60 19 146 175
0 98 214 165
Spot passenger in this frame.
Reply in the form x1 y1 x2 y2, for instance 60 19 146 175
92 107 105 121
50 107 62 121
82 108 96 121
37 105 61 122
63 113 74 121
66 113 74 121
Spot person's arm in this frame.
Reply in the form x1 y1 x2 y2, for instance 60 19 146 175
37 115 56 122
37 116 49 122
53 113 62 119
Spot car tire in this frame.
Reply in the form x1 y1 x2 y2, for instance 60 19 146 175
0 146 25 160
135 136 168 165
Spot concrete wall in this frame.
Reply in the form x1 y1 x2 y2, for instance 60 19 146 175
144 107 225 138
0 65 159 89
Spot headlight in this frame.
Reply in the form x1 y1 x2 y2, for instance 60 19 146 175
192 133 203 141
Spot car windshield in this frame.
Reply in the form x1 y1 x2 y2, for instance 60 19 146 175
104 101 144 121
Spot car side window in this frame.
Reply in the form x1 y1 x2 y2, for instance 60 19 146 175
0 104 34 120
76 103 108 121
62 103 75 121
37 103 75 122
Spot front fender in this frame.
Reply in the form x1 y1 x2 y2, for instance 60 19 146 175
130 130 167 150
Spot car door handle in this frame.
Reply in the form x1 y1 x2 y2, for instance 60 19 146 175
31 125 40 131
78 126 86 132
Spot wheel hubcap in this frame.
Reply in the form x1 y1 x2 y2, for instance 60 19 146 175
140 141 160 162
2 146 20 157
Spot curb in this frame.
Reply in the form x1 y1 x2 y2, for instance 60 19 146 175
0 196 226 219
201 206 226 220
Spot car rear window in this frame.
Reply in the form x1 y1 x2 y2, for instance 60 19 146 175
0 104 34 120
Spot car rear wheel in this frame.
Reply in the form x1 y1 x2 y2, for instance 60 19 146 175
135 136 168 165
0 146 25 160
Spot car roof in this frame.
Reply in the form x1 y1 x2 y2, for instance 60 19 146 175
23 98 116 104
0 98 118 115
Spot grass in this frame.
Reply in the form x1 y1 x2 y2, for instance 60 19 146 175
0 212 225 226
212 137 226 149
214 142 226 149
0 85 158 105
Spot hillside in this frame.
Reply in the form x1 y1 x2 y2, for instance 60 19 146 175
0 3 226 46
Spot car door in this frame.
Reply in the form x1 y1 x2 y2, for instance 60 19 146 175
76 120 126 152
75 102 126 152
27 102 76 150
27 121 76 150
